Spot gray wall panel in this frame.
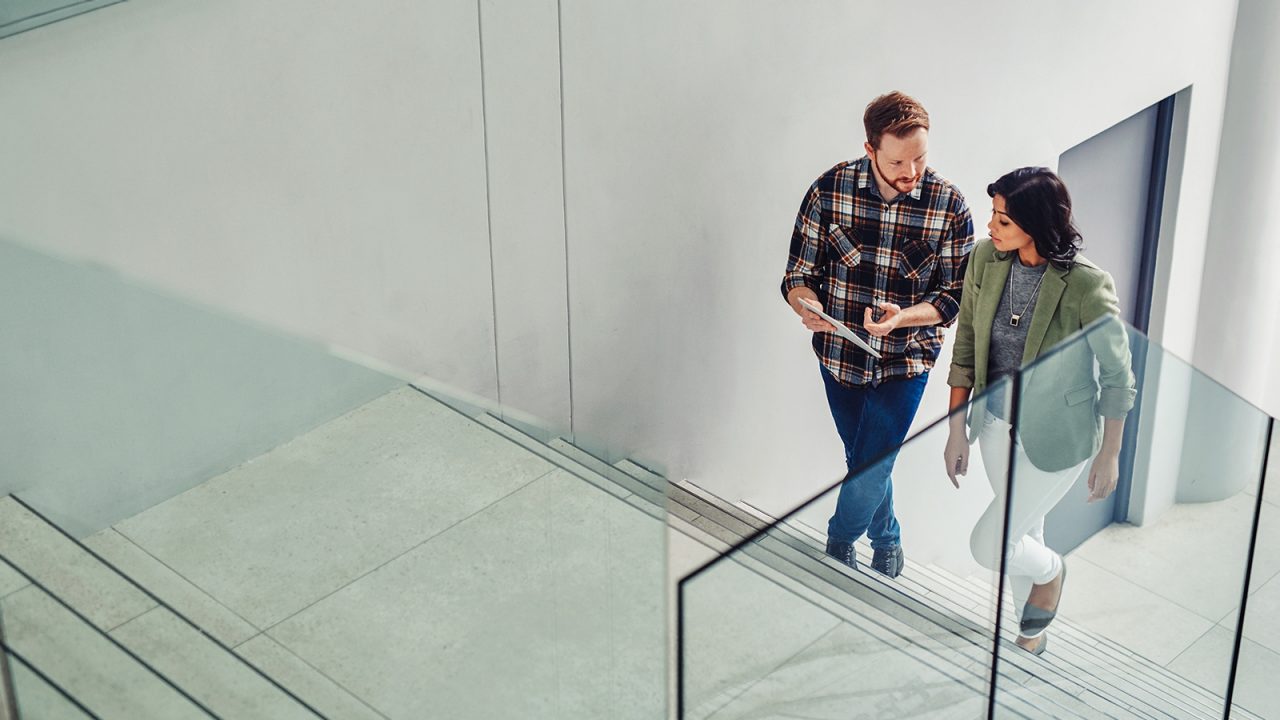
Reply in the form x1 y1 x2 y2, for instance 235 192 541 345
0 0 499 401
0 241 403 537
480 0 572 431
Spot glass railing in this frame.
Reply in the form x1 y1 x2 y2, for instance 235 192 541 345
678 376 1016 719
1234 427 1279 717
992 316 1275 718
0 238 668 718
679 315 1279 719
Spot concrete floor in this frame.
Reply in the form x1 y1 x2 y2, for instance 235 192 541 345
1063 477 1280 717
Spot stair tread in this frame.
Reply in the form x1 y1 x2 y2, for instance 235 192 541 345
732 499 1253 720
0 496 327 719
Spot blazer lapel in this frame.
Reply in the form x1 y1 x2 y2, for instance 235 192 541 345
1021 265 1069 364
973 256 1010 388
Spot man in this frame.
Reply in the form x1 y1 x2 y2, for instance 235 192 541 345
781 91 974 577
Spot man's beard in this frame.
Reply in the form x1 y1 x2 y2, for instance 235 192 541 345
873 154 922 193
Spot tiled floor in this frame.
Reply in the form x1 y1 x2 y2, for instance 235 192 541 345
95 387 668 720
1065 471 1280 717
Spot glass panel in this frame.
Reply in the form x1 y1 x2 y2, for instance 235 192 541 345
1230 422 1280 717
993 316 1273 717
0 237 666 717
679 377 1018 719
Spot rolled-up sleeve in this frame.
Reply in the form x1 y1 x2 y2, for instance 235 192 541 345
780 184 826 300
1083 271 1137 418
920 195 974 327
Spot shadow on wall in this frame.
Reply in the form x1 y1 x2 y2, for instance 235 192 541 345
0 239 403 537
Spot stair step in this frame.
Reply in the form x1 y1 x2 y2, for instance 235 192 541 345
590 452 1139 717
546 438 671 511
762 511 1217 718
678 524 1100 720
0 497 327 719
0 581 212 719
733 500 1254 720
1 649 96 720
0 497 155 631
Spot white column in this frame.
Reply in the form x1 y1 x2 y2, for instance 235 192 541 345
1196 0 1280 416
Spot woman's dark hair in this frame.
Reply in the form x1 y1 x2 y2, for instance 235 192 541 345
986 167 1082 269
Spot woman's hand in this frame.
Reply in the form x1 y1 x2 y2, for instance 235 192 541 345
943 430 969 489
1087 449 1121 503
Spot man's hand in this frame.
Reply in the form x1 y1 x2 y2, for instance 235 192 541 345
864 302 902 336
787 287 836 333
1087 450 1121 503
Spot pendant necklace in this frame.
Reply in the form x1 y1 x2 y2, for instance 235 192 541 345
1008 258 1046 327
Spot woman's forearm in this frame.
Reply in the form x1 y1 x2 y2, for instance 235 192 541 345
1099 417 1125 456
949 386 971 432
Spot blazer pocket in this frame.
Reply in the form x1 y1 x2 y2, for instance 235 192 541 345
828 224 862 268
1064 384 1098 407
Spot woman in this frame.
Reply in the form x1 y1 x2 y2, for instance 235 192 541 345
943 167 1136 655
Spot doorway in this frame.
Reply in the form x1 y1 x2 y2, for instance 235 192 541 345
1044 94 1175 553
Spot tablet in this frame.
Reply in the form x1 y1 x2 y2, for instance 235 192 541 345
798 298 882 359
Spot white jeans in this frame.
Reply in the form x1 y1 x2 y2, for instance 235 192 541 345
970 413 1088 621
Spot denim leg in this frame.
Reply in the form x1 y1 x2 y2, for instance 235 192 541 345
819 365 867 469
822 368 927 547
858 374 928 549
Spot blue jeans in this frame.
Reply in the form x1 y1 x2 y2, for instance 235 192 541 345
821 366 928 549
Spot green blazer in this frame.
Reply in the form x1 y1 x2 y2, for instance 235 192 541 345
948 239 1137 471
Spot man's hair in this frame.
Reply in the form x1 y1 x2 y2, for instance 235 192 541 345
863 91 930 149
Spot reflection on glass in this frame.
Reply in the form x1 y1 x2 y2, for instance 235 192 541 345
990 318 1271 717
680 381 1013 719
0 237 668 717
1227 423 1279 717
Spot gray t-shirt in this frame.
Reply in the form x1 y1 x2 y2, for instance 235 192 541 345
987 257 1049 419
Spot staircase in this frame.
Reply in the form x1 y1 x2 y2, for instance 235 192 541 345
0 495 325 719
0 385 667 719
671 486 1257 720
0 384 1260 718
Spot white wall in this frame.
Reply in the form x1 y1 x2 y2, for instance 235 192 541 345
559 0 1239 556
0 1 1251 569
1196 0 1280 417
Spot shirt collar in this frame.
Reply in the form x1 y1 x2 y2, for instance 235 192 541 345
856 155 924 204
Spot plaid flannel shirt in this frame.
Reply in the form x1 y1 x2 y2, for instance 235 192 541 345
781 157 974 387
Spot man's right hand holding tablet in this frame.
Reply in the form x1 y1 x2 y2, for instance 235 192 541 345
787 287 836 333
